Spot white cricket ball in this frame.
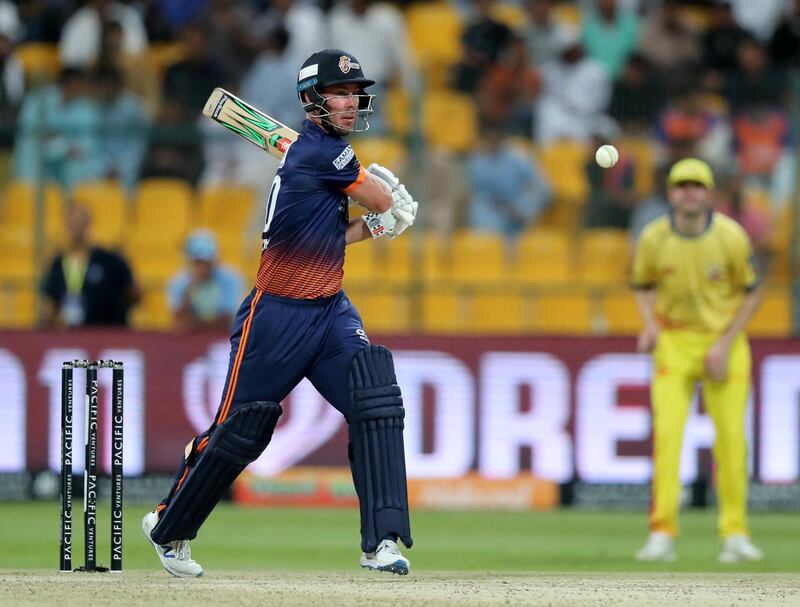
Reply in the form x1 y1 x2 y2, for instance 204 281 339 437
595 144 619 168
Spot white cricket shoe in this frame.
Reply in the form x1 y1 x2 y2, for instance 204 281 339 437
635 532 676 562
719 535 764 563
360 539 410 575
141 511 204 577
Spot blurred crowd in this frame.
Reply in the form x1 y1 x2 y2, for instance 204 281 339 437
1 0 800 328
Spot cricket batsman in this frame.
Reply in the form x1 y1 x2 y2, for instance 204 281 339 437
632 158 764 563
141 49 417 577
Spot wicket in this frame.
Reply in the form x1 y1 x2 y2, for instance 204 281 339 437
59 359 124 573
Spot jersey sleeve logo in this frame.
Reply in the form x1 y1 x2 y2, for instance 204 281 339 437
332 145 355 170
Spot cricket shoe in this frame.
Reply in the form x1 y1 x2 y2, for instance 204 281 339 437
719 535 763 563
141 511 204 577
635 532 676 562
360 539 410 575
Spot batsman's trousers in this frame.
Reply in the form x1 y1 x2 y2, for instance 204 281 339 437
649 329 751 539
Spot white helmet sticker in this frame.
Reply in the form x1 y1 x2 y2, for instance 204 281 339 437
298 64 319 81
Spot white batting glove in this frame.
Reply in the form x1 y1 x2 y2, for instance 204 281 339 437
367 163 419 239
362 209 396 239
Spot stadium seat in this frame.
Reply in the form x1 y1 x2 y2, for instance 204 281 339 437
451 231 508 287
347 291 411 333
492 3 529 28
618 137 656 198
534 141 590 204
130 286 172 330
377 236 413 288
14 43 60 83
72 181 128 248
406 1 462 87
530 291 594 334
0 285 37 328
145 42 186 81
385 85 411 137
514 229 572 286
0 227 35 282
421 291 462 333
748 288 792 337
343 237 379 288
601 291 643 335
125 236 183 283
132 179 193 243
552 3 582 26
198 184 256 233
3 182 63 226
420 233 452 286
472 293 526 334
350 137 407 172
578 229 631 286
423 90 477 153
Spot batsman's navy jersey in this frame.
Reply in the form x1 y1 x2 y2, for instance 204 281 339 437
255 119 366 299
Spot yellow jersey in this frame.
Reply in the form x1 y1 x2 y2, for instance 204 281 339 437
630 212 759 333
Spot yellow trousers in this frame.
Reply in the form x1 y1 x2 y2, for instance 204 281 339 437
649 330 751 539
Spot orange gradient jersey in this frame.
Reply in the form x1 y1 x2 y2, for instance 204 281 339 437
255 120 366 299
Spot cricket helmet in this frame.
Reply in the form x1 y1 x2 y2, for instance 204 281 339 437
296 49 375 131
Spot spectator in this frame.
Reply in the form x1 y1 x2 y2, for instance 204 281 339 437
731 102 794 208
655 87 733 170
724 37 786 114
584 127 638 229
770 0 800 67
18 0 68 43
14 68 105 191
423 149 469 237
168 229 244 330
0 4 24 150
725 0 789 42
216 24 300 188
521 0 571 67
638 0 700 82
630 164 669 243
466 124 551 239
42 205 140 328
139 0 207 42
95 66 148 192
163 19 225 116
714 174 772 269
139 98 204 185
581 0 640 79
702 1 749 76
59 0 147 68
248 0 327 66
451 0 513 94
608 54 665 133
204 0 256 82
95 19 159 116
477 35 540 137
535 27 612 143
328 0 416 133
240 25 308 133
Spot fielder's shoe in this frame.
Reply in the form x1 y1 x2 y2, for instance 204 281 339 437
360 539 410 575
719 535 764 563
141 511 203 578
635 531 676 562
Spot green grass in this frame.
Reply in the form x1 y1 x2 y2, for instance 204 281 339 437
2 502 798 573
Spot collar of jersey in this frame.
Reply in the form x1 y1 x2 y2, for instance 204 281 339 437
669 209 713 239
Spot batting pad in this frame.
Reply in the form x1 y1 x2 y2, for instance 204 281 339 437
151 401 282 543
348 346 413 553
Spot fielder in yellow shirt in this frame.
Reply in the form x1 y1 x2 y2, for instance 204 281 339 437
631 158 764 563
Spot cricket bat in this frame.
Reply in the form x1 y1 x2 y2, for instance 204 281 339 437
202 87 297 159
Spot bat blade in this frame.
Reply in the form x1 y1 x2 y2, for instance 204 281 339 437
203 87 298 159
